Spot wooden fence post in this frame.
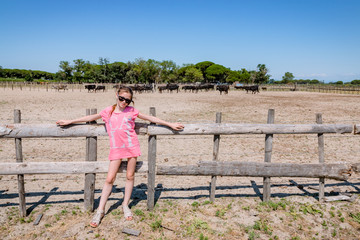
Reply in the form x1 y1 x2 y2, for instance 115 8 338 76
14 109 27 217
84 109 97 212
210 112 221 202
263 109 274 201
147 107 157 211
317 113 325 202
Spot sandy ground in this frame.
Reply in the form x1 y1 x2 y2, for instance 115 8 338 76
0 87 359 239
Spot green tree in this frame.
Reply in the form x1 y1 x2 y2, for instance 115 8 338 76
254 64 270 84
124 61 138 84
239 68 251 84
159 60 178 83
226 70 241 83
205 64 230 83
82 62 96 82
144 59 161 84
129 58 145 83
108 62 129 83
82 63 98 83
183 67 203 83
129 58 161 84
195 61 214 81
72 59 87 83
177 64 194 83
24 72 33 82
310 79 320 84
98 57 110 83
58 61 73 82
281 72 294 84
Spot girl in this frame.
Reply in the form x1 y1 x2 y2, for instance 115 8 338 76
56 85 184 227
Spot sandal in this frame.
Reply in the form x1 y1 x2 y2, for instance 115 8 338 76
122 205 133 221
90 210 104 228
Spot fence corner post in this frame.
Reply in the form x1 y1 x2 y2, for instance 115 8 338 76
84 109 97 212
147 107 157 211
263 109 275 202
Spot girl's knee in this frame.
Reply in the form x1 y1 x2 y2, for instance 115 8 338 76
105 176 116 185
126 172 135 181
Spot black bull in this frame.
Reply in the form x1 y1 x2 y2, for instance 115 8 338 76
216 85 229 94
236 85 260 94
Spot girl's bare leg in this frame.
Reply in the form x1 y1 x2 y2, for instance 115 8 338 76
97 159 122 212
122 157 137 220
123 157 137 206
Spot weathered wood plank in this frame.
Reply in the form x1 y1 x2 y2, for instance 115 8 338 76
156 161 352 180
317 113 325 202
14 109 26 217
122 227 141 236
263 109 274 202
84 108 97 212
147 107 157 211
324 195 356 202
0 122 148 138
148 123 354 135
33 213 43 225
210 112 221 202
0 161 147 175
1 123 357 138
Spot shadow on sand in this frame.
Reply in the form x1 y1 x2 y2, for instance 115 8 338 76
1 180 359 215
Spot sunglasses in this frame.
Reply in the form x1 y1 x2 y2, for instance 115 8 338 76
118 95 132 104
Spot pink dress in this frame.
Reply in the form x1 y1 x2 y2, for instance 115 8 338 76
100 106 141 160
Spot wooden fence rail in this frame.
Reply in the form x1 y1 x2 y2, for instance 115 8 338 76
156 161 357 180
1 123 359 138
0 161 147 175
1 108 360 216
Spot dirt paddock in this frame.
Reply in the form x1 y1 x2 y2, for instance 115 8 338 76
0 88 359 239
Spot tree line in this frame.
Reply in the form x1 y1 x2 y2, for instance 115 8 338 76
0 58 269 84
1 58 359 85
277 72 360 85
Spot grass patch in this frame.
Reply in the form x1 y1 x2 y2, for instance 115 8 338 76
349 212 360 224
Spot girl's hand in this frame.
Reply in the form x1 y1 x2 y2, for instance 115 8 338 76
56 120 73 126
169 123 184 131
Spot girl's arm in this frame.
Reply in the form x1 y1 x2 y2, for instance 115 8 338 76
137 112 184 131
56 113 102 126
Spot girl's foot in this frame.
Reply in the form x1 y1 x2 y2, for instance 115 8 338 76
90 210 104 228
122 205 133 221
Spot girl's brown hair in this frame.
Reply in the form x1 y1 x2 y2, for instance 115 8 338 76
111 85 134 115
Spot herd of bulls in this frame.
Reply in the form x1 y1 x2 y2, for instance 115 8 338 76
84 84 106 92
156 83 261 95
82 83 262 94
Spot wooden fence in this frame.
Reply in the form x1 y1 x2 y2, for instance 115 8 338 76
2 81 360 95
264 84 360 94
1 108 360 217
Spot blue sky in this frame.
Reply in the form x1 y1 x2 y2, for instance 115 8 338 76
1 0 359 82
